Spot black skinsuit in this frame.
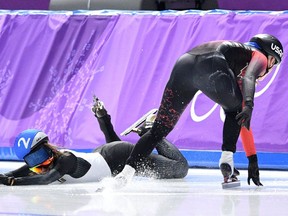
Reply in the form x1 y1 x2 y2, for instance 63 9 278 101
3 112 188 185
94 114 189 178
126 41 268 168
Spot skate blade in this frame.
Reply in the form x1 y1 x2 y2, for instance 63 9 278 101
120 108 158 136
222 180 241 189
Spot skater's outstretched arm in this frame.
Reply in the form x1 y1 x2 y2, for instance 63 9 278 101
240 127 262 186
3 164 31 178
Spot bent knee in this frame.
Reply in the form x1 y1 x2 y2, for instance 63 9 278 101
173 161 189 178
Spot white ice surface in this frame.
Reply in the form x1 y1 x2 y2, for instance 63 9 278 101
0 161 288 216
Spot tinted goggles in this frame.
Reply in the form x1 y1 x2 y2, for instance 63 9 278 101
29 156 54 174
24 145 53 168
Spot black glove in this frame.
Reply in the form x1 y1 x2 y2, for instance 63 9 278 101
236 101 253 130
247 154 263 186
0 174 14 186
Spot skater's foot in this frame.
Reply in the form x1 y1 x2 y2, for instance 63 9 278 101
220 163 233 180
132 112 157 136
120 108 158 136
222 178 241 189
233 168 240 176
91 96 107 118
221 163 240 187
219 151 234 180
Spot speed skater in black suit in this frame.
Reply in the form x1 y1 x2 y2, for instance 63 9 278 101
0 98 188 186
115 34 283 187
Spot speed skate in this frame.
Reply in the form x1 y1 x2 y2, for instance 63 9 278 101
221 177 241 189
220 163 241 189
120 108 158 136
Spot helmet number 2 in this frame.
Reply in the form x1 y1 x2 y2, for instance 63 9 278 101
18 137 31 149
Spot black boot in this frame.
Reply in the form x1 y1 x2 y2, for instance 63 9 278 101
91 96 107 118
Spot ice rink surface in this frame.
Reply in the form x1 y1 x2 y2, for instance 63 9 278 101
0 161 288 216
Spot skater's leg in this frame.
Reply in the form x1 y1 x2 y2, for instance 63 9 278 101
92 97 121 143
125 53 198 168
195 55 243 182
156 138 187 166
137 152 188 179
151 138 189 178
222 111 242 153
97 115 121 143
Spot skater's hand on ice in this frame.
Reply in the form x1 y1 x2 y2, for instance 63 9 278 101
0 174 14 185
96 176 127 192
0 174 8 184
96 165 135 192
114 165 135 188
247 155 263 186
236 104 253 130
